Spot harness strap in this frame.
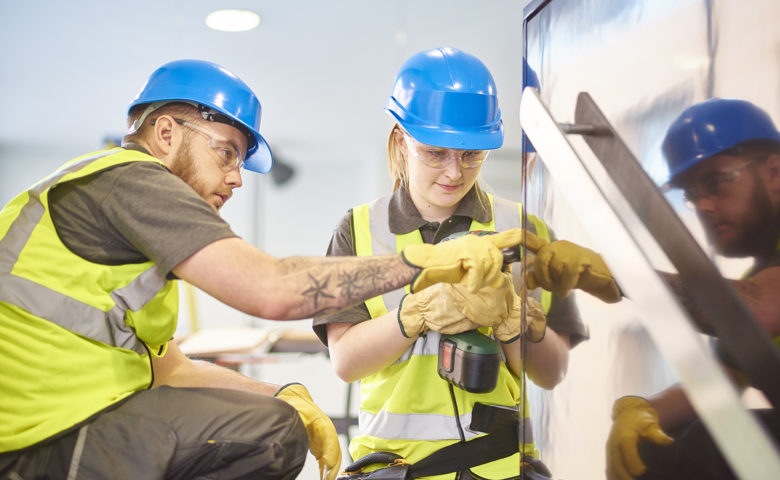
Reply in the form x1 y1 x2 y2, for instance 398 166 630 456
409 425 518 478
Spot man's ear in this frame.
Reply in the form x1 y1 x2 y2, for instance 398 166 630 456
763 153 780 204
152 115 177 157
766 153 780 176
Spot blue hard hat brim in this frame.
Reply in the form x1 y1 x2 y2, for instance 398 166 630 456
128 96 274 174
131 96 274 174
244 136 273 173
385 109 503 150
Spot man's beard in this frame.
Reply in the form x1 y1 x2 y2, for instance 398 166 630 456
711 182 776 257
169 141 213 208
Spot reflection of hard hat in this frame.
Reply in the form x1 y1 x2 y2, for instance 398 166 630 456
522 57 540 154
662 98 780 181
128 59 273 173
385 47 503 150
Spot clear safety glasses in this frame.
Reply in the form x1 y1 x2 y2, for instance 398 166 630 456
174 119 245 172
404 134 488 170
681 157 762 208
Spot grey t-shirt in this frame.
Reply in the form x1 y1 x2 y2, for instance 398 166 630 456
312 186 589 348
48 150 237 275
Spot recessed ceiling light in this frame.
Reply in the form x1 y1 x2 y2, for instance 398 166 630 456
206 10 261 32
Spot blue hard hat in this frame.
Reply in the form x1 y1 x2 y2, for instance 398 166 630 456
385 47 503 150
522 57 541 154
128 59 273 173
662 98 780 181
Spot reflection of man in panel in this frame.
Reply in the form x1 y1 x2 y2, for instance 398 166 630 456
606 98 780 480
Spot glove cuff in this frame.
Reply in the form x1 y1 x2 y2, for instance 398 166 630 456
274 382 304 397
398 293 423 338
400 244 426 268
612 395 651 419
498 331 522 344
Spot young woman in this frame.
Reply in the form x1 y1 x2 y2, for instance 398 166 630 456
313 47 588 480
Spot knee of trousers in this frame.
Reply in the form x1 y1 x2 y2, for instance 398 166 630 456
250 397 310 460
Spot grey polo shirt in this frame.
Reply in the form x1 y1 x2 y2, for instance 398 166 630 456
48 145 237 277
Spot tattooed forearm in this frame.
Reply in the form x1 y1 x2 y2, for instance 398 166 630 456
275 254 418 318
301 273 336 309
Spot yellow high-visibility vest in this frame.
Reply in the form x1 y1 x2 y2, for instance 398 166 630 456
0 148 179 452
350 193 552 479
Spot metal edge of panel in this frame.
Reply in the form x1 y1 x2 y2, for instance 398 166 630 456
519 86 780 479
574 91 780 407
522 0 551 22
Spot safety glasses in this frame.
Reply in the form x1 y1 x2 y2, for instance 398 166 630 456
681 157 762 208
174 119 245 172
403 134 488 170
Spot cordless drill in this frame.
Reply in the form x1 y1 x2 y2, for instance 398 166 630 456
436 231 521 393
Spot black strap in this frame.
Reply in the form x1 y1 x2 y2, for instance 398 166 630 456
343 452 403 473
339 403 524 479
408 426 518 478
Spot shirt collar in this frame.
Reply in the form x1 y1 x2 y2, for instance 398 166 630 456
387 185 493 235
122 142 152 156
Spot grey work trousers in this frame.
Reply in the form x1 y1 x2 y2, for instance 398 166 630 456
638 408 779 480
0 386 309 480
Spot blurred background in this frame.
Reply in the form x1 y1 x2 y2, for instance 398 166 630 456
1 1 777 478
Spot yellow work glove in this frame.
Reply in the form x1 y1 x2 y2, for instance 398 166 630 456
398 284 492 337
492 276 547 343
401 228 527 293
524 232 622 304
606 396 674 480
275 383 341 480
437 270 516 325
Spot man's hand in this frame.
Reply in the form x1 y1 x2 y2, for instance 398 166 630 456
275 383 341 480
524 232 622 303
401 228 527 293
606 396 674 480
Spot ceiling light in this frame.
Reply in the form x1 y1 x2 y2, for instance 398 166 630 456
206 10 261 32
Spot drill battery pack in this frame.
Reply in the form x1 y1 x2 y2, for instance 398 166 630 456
437 330 501 393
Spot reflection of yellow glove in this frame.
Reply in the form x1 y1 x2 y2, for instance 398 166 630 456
493 277 547 343
524 233 621 303
398 284 492 337
606 396 674 480
275 383 341 480
401 229 527 293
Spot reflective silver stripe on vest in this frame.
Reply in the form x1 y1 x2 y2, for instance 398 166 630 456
0 152 163 354
395 331 441 363
358 405 534 443
366 196 406 310
491 196 524 230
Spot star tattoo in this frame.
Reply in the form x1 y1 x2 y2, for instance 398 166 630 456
302 273 336 308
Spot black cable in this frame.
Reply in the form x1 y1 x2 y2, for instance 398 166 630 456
448 383 467 443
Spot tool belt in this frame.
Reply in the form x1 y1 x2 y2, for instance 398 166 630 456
337 404 552 480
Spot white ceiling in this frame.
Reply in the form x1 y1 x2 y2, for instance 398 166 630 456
0 0 533 169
